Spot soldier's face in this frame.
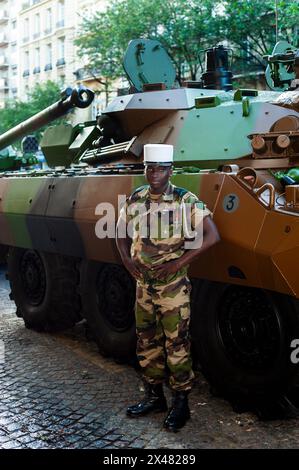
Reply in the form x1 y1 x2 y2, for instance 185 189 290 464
145 165 173 193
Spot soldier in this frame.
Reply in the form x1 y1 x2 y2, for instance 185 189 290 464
116 143 220 432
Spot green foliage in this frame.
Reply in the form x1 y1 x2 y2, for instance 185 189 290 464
0 81 64 146
75 0 222 83
75 0 299 84
221 0 299 73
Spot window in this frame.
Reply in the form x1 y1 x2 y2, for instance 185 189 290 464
57 1 65 28
35 48 40 66
45 43 52 70
46 43 52 64
23 17 29 42
56 37 65 65
34 13 40 38
23 50 29 76
33 47 40 73
24 51 29 69
45 8 52 33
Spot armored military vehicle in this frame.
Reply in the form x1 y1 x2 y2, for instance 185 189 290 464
1 39 299 416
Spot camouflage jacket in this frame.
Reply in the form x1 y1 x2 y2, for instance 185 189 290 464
119 183 211 272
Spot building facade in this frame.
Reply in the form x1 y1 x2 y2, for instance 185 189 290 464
18 0 79 97
0 0 21 107
0 0 112 116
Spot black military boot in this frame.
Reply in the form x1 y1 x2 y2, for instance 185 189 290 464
127 383 167 417
163 391 190 432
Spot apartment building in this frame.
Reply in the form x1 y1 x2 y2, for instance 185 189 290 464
18 0 108 116
18 0 81 97
0 0 109 115
0 0 21 107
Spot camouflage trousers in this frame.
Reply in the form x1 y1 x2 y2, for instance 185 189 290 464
135 273 195 392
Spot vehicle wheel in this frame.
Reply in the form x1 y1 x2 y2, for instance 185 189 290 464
80 261 136 361
8 248 81 331
191 280 299 403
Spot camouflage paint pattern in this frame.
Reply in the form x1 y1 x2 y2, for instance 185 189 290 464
0 71 299 299
1 168 299 298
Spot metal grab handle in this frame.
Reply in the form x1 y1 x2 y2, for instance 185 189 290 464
253 183 275 209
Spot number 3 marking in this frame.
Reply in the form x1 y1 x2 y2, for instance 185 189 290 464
223 194 239 213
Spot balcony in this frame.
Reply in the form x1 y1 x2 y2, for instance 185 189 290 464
44 63 52 71
56 20 65 29
0 34 8 47
22 69 30 77
33 66 40 74
0 56 8 68
56 57 65 67
0 11 8 23
0 78 8 89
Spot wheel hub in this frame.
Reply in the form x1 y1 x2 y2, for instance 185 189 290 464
218 287 282 370
96 266 135 331
20 251 46 306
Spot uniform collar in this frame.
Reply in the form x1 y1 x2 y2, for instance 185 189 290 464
142 182 174 201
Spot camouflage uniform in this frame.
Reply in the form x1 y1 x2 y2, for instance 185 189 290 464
120 183 211 391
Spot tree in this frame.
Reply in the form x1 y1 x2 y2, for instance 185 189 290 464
0 81 66 146
221 0 299 73
75 0 222 91
76 0 299 89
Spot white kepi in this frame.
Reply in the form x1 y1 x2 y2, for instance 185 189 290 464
144 144 173 166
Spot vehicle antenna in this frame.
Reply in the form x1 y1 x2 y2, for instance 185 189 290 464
275 0 278 43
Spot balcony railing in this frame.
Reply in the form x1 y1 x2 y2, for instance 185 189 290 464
0 34 8 47
0 78 8 89
56 57 65 67
33 66 40 74
0 56 8 68
0 11 9 23
22 69 30 77
44 63 52 71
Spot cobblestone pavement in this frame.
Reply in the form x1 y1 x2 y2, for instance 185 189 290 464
1 266 299 449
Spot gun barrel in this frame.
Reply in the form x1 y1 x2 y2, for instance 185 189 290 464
0 86 94 151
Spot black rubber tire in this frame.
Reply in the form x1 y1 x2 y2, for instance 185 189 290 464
190 280 299 402
80 261 136 361
0 245 8 265
8 247 82 331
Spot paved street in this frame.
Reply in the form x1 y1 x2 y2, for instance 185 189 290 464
1 265 299 449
